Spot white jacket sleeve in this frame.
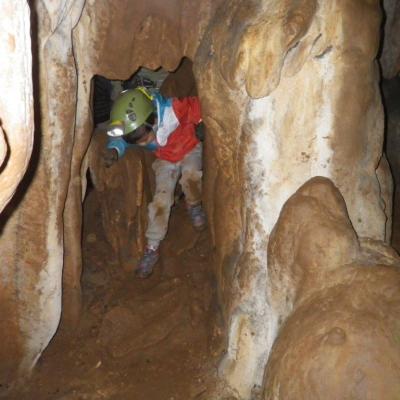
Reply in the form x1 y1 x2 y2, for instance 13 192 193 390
155 99 179 146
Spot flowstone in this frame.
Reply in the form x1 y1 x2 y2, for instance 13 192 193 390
264 177 400 400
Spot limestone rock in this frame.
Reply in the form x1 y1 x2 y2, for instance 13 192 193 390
0 1 33 213
264 177 400 400
196 1 389 397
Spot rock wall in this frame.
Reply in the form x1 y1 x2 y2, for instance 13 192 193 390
0 1 33 213
195 0 389 397
0 1 394 398
0 0 84 385
84 130 155 270
0 0 34 384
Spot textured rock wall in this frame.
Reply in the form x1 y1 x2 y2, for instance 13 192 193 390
0 0 34 384
0 1 33 213
264 177 400 400
84 131 155 270
195 0 389 397
0 0 85 384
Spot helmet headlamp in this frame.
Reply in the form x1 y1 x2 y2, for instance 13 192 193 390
107 121 124 137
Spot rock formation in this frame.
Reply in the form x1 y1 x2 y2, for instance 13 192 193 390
196 1 389 396
0 0 34 383
264 177 400 400
84 130 155 270
0 1 399 399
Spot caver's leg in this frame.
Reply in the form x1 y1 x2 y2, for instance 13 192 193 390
136 159 180 278
180 143 206 231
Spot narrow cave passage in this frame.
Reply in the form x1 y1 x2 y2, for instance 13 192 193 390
9 61 223 400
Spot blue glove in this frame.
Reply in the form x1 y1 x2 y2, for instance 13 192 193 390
143 142 158 151
107 137 130 158
107 137 158 157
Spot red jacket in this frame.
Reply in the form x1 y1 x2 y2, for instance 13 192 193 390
155 97 201 163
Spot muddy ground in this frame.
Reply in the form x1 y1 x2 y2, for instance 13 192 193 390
9 189 223 400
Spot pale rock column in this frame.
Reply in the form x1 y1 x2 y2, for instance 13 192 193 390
0 0 33 384
0 0 85 383
0 0 33 212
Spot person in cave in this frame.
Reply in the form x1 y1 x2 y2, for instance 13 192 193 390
103 87 206 278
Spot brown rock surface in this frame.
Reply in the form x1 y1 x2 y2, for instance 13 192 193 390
160 57 198 98
84 129 155 270
264 177 400 400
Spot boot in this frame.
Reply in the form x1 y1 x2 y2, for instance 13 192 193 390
135 246 159 278
187 203 206 232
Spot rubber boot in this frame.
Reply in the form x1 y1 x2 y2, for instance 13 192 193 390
187 203 206 232
135 246 159 278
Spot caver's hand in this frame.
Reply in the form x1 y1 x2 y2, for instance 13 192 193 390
102 148 118 168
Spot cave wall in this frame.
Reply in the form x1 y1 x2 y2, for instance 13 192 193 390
0 1 33 213
0 1 395 399
0 0 84 384
0 0 34 383
195 0 389 397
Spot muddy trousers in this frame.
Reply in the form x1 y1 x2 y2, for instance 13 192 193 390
146 143 203 248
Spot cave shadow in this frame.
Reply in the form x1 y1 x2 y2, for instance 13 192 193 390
381 75 400 252
0 121 11 175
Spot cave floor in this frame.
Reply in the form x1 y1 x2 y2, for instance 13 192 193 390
10 191 222 400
